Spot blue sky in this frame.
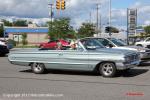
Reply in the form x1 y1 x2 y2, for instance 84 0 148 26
112 0 137 9
0 0 150 30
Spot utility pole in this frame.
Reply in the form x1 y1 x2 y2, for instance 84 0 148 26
109 0 112 37
89 11 92 24
48 3 53 39
96 4 101 37
127 8 129 45
99 4 102 35
48 4 53 25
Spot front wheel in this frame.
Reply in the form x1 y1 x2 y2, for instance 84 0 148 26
99 62 117 77
31 63 45 74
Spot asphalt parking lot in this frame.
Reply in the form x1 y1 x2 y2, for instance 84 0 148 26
0 55 150 100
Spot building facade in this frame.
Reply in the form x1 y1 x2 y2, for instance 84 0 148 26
5 27 49 45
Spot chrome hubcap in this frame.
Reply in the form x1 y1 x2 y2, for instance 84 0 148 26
34 63 42 72
102 63 113 76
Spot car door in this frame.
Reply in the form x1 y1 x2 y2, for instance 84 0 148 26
46 40 57 48
59 49 90 71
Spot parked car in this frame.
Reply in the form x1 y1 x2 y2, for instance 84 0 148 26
135 37 150 48
0 39 6 46
0 39 9 56
39 39 69 49
0 39 14 49
87 37 150 62
8 38 140 77
0 45 9 56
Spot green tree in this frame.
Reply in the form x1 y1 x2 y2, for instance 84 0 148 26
48 18 76 39
144 25 150 36
78 23 96 38
0 25 4 37
21 33 28 46
28 21 33 24
2 19 13 26
13 20 28 26
0 19 13 37
105 26 119 33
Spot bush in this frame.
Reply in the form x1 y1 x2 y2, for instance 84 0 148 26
22 40 28 45
21 33 28 46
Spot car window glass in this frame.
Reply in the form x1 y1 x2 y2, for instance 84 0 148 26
97 38 110 46
81 39 104 50
146 38 150 42
110 38 127 46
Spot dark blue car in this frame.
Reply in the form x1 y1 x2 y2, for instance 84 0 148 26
0 45 9 56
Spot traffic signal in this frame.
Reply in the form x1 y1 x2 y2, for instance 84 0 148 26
56 0 61 10
61 0 65 10
105 26 110 33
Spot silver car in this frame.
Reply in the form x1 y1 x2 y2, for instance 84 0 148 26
89 37 150 62
8 38 140 77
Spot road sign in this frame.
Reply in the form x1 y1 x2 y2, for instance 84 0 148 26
127 8 137 36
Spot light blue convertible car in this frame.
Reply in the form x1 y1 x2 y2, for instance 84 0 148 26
8 38 140 77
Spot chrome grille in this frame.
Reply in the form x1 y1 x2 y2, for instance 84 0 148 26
147 45 150 49
126 54 139 63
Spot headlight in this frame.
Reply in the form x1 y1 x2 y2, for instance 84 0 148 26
137 48 146 53
124 56 130 63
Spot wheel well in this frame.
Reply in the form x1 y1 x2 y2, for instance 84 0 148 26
136 44 143 47
94 61 116 72
29 62 33 66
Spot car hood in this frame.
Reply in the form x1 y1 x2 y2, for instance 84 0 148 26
113 46 149 52
92 48 137 56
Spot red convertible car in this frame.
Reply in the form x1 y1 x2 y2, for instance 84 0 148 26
39 39 69 49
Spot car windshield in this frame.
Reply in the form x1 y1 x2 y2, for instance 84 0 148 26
80 39 105 50
109 38 127 46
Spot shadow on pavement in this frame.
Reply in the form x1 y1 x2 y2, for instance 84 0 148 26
20 69 32 73
20 69 97 76
0 55 8 57
117 68 149 77
20 68 149 77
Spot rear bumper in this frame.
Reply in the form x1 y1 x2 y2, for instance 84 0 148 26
0 50 9 55
116 61 139 70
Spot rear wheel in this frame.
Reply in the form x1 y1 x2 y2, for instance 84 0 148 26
99 62 117 77
31 63 45 74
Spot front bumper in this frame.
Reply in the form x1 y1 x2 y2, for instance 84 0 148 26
140 52 150 61
116 61 139 70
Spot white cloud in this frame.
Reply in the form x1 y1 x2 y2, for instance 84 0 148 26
66 0 79 7
112 9 126 18
0 0 49 18
0 0 149 29
144 20 150 25
139 6 150 13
